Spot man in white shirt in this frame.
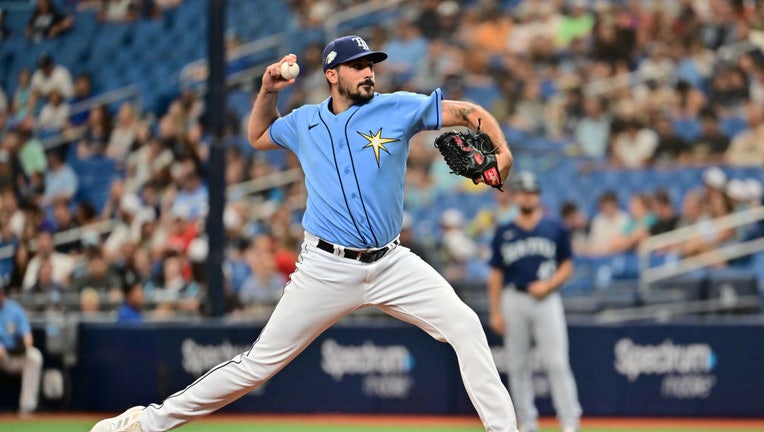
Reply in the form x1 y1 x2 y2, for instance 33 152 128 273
22 230 75 291
36 89 71 132
586 190 629 256
30 55 74 100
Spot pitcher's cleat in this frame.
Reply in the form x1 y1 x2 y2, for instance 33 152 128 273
89 405 145 432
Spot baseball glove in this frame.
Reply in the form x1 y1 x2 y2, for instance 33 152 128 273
434 125 503 190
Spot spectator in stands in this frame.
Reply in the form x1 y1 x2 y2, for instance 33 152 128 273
103 194 147 262
97 0 139 22
438 208 479 281
725 101 764 166
175 87 205 130
557 0 594 48
0 282 43 417
16 121 46 179
10 69 35 125
68 73 94 127
690 108 730 164
609 118 659 169
0 149 13 191
25 0 74 42
649 189 680 236
7 243 30 294
79 287 101 314
30 55 74 101
76 104 112 159
36 89 71 133
116 283 144 323
114 246 154 293
604 192 656 254
238 238 285 308
680 185 736 260
0 188 25 240
0 223 15 283
171 160 208 221
29 259 68 311
144 252 201 316
574 95 610 159
650 116 689 166
50 199 81 253
560 200 590 254
22 230 75 292
71 252 122 301
125 133 173 193
106 102 140 162
700 166 728 209
0 148 13 190
41 150 78 208
585 190 629 257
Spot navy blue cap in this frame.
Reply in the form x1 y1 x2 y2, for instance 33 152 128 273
322 35 388 72
512 171 541 193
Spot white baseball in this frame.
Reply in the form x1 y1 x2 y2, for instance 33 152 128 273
280 62 300 80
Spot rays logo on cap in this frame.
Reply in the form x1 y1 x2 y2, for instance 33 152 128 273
351 36 369 50
326 50 337 66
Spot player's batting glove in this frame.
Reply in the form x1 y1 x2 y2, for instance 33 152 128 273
434 126 503 191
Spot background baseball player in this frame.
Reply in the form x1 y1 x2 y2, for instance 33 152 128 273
90 35 518 432
487 172 582 432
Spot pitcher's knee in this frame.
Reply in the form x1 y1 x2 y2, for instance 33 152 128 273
449 306 483 334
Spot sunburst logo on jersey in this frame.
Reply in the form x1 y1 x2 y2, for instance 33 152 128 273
357 128 399 167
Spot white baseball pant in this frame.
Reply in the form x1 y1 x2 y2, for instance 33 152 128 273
1 346 43 413
140 232 517 431
501 288 581 432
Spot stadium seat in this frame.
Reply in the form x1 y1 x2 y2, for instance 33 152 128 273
595 280 640 309
706 269 761 313
641 275 705 305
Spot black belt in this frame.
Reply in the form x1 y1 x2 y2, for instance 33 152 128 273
316 238 399 263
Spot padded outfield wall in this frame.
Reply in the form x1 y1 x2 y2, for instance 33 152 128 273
15 318 764 417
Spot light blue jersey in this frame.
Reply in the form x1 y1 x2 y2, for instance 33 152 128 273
0 298 31 350
269 89 443 248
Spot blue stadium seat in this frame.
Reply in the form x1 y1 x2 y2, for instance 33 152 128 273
70 158 120 211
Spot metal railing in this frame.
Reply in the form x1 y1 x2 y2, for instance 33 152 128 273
638 205 764 291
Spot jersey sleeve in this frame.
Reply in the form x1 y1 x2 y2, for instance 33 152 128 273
267 112 298 151
556 223 573 263
15 303 32 336
398 89 443 135
488 225 504 268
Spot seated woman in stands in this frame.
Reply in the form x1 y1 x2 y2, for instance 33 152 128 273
679 187 736 263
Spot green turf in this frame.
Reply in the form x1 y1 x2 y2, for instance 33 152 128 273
3 420 763 432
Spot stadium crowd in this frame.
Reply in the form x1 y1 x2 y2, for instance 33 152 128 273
1 0 764 321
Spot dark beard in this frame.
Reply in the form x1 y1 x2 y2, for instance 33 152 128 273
338 76 375 103
519 206 536 216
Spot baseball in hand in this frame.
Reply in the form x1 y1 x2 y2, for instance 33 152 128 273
281 62 300 80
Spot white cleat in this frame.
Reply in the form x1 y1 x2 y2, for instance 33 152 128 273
89 405 145 432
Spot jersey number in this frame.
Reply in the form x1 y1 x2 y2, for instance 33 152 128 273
537 260 556 281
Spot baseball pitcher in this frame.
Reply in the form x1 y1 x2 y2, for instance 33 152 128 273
91 35 518 432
